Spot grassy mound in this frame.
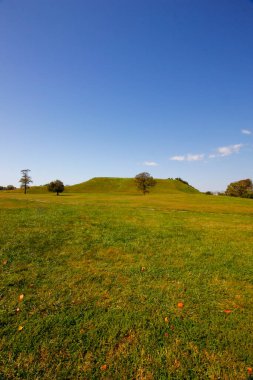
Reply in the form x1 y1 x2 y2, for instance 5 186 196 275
65 177 199 194
26 186 48 194
18 177 199 195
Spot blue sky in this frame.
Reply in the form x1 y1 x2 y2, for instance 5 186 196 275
0 0 252 191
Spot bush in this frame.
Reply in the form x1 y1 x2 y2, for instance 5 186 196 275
225 179 253 198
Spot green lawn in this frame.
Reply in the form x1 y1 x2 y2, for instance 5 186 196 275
0 192 253 379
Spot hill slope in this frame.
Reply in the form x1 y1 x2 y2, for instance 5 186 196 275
65 177 199 194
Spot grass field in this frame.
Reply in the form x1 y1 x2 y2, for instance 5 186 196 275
1 188 253 379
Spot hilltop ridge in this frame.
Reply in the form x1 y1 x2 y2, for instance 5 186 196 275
11 177 199 194
64 177 199 194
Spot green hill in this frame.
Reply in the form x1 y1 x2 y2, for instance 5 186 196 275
26 185 48 194
22 177 199 194
65 177 199 194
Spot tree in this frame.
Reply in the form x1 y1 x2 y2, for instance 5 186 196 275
47 180 64 196
19 169 33 194
135 172 156 194
225 178 253 198
175 177 190 186
6 185 16 190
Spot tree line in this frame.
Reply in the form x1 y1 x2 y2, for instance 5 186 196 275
0 169 65 196
0 185 16 190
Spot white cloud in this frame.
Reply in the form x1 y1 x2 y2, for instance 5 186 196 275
171 143 244 163
209 144 244 158
170 155 185 161
143 161 159 166
170 154 204 162
186 154 204 161
241 129 252 135
216 143 243 156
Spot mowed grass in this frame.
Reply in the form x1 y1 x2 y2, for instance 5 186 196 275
0 191 253 379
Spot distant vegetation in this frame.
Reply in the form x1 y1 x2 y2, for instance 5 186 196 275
175 177 200 190
175 177 190 186
225 178 253 198
205 191 213 195
0 185 16 190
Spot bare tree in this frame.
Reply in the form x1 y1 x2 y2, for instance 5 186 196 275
19 169 33 194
